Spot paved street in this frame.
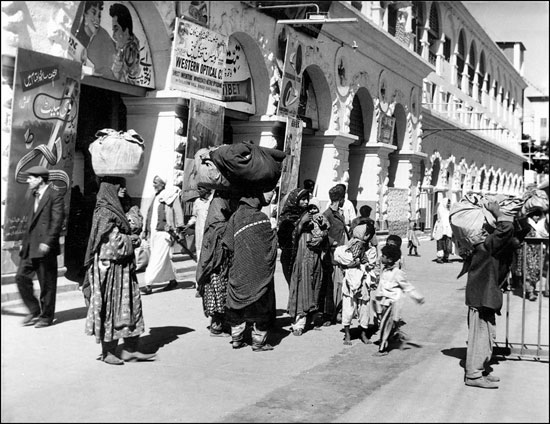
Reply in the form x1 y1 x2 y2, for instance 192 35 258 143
1 239 548 423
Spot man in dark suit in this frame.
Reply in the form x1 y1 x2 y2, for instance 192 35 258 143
16 166 65 328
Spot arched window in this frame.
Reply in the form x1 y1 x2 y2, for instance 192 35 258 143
457 31 466 88
412 1 424 55
427 3 440 65
467 42 476 97
478 52 486 102
349 95 364 144
387 3 398 36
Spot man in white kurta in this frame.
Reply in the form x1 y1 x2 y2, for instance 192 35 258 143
142 176 181 294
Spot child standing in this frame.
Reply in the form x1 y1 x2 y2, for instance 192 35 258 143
373 244 424 356
333 221 379 345
406 221 420 256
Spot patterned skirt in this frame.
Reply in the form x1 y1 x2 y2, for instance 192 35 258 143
202 273 227 317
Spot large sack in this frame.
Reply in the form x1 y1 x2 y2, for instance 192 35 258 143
89 129 144 177
209 140 287 192
450 193 523 257
192 147 232 191
522 188 549 215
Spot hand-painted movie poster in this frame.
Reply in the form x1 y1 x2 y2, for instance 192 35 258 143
169 18 228 100
65 1 155 88
3 49 81 242
277 36 303 119
277 116 303 222
182 98 225 194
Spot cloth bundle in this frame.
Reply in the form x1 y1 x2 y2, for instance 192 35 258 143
89 128 145 177
192 148 232 191
450 193 523 257
209 140 287 192
522 188 549 215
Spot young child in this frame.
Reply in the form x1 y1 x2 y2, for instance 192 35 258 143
406 221 420 256
373 244 424 356
333 221 379 345
386 234 404 268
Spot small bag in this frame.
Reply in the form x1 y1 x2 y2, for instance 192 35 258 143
135 238 150 272
89 128 145 177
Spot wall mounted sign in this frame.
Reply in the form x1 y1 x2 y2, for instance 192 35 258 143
378 113 396 144
4 49 81 242
277 36 303 118
223 37 255 114
169 18 228 100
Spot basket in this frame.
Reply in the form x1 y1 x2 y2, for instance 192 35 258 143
89 128 145 177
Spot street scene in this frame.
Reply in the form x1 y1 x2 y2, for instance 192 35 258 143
2 239 548 422
1 1 549 423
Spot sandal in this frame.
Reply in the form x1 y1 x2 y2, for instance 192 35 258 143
292 329 303 336
252 344 274 352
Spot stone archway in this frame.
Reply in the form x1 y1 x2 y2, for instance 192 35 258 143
387 103 407 188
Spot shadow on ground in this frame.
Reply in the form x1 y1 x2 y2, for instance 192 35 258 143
138 326 195 353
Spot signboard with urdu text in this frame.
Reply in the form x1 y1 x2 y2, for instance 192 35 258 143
3 49 81 242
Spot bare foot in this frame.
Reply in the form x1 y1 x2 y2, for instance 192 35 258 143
360 332 372 344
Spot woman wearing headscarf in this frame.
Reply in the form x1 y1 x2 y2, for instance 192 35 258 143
433 197 453 263
287 199 330 336
223 191 277 351
277 188 310 285
83 177 155 365
195 190 239 336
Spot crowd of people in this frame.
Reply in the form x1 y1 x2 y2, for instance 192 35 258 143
14 165 548 389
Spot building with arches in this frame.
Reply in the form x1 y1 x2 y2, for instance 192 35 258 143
1 1 527 277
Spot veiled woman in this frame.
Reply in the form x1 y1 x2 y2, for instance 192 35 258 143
83 177 155 365
277 188 310 285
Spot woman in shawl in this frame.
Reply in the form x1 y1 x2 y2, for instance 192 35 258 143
277 188 310 285
223 191 277 351
433 197 453 263
287 199 330 336
83 177 155 365
195 190 239 336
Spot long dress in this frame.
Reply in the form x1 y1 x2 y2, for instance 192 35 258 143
287 213 328 325
223 196 277 329
84 181 145 344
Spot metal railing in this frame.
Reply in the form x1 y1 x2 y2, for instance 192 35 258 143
496 236 549 361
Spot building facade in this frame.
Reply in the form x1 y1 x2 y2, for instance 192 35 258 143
1 1 527 277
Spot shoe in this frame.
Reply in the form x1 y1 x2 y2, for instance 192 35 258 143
195 290 201 298
527 292 537 301
210 331 230 337
34 319 52 328
252 344 274 352
292 329 303 336
162 280 178 292
120 349 157 362
484 374 500 383
542 291 549 298
464 376 498 389
102 352 124 365
22 313 39 327
435 258 443 264
141 286 152 295
232 341 247 349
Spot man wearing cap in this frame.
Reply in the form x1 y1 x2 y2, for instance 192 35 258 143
16 165 65 328
142 175 184 294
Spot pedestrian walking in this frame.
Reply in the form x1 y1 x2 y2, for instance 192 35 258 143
433 197 453 263
463 200 514 389
83 176 155 365
406 220 420 256
373 244 424 356
223 191 277 351
16 165 65 328
142 175 184 295
287 199 330 336
183 186 213 262
277 188 310 285
333 221 379 345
